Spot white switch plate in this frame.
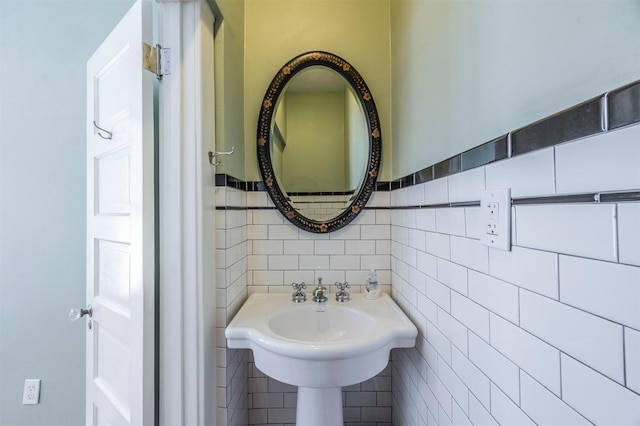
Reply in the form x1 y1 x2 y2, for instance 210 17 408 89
22 379 41 404
480 188 511 251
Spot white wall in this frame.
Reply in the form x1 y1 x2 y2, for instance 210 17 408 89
0 1 135 424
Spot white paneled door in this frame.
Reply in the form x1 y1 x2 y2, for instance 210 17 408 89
85 1 155 424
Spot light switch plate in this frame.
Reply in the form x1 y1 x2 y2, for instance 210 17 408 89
480 188 511 251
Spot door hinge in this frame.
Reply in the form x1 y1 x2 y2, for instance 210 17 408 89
143 43 171 80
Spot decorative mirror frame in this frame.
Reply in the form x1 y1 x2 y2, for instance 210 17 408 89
257 51 382 233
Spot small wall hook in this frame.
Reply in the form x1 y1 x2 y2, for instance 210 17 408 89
93 121 113 140
208 146 235 166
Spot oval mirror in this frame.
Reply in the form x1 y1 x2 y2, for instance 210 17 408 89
257 51 381 233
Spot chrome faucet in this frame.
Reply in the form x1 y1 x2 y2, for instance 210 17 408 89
312 277 328 302
335 281 350 302
291 282 307 303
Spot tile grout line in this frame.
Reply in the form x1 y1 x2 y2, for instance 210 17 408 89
622 327 627 388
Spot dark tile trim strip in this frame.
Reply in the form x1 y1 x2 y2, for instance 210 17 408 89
451 201 482 207
511 97 603 156
415 166 433 184
376 181 391 191
287 191 354 196
513 191 640 206
392 202 480 210
511 193 598 205
599 191 640 203
461 135 508 171
215 174 265 191
390 175 414 189
217 191 640 211
387 191 640 210
216 173 395 192
215 79 640 194
215 206 391 211
608 81 640 130
216 206 273 210
434 155 461 179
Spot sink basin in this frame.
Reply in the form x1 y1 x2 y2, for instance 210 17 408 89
267 304 374 342
225 292 417 426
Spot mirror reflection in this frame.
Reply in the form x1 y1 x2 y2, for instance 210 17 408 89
257 51 381 233
270 67 368 221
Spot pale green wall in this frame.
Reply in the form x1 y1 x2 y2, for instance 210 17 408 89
0 1 135 424
390 0 640 179
284 91 346 192
213 0 246 178
345 89 368 190
244 0 392 182
272 96 287 180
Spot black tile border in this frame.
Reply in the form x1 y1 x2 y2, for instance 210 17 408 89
216 190 640 211
511 193 598 205
608 80 640 131
381 190 640 210
415 166 433 184
434 155 461 179
599 191 640 203
375 181 391 191
511 97 603 156
286 190 355 197
216 174 265 191
216 79 640 194
461 135 508 170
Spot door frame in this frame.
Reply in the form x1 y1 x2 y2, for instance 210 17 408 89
157 1 217 425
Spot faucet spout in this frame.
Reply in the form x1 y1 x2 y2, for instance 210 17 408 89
312 277 328 302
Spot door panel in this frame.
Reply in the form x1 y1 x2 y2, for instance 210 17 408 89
95 147 131 215
86 1 154 425
95 239 131 309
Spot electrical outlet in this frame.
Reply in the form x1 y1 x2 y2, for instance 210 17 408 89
22 379 40 405
480 188 511 251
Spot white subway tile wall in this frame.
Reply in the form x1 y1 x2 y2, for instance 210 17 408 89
485 147 556 198
216 187 394 425
625 327 640 394
246 358 393 426
515 203 618 262
561 354 640 425
216 188 250 426
217 124 640 425
519 371 591 426
423 178 449 205
554 124 640 194
559 255 640 330
520 289 624 384
618 202 640 266
391 127 640 425
447 168 486 203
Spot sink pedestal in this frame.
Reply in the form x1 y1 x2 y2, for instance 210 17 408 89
296 387 342 426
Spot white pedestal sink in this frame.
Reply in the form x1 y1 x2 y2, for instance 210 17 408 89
225 293 417 426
